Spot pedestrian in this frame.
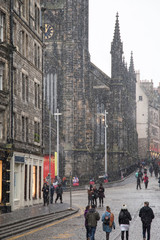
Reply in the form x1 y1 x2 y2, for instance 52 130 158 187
139 201 154 240
138 169 143 182
88 185 93 206
86 204 100 240
143 174 149 189
55 183 63 203
158 176 160 189
136 175 141 190
98 183 105 207
42 182 49 206
92 185 98 206
84 205 91 240
149 164 153 177
118 204 132 240
102 206 115 240
50 183 55 204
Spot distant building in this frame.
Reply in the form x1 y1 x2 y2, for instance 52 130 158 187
0 0 43 212
136 72 160 162
42 1 138 181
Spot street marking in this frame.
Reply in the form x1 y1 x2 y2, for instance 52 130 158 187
6 207 84 240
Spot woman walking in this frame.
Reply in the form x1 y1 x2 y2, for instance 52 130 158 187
102 206 115 240
143 174 149 189
118 204 132 240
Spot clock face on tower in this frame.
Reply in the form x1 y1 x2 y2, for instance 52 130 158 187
44 24 54 39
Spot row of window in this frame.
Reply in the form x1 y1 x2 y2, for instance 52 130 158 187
13 114 40 144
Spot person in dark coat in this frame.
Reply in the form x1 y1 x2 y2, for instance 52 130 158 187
139 201 154 240
98 183 105 207
143 174 149 189
86 204 100 240
118 204 132 240
92 185 98 206
42 183 49 206
55 183 63 203
50 184 55 204
84 205 91 240
136 176 141 190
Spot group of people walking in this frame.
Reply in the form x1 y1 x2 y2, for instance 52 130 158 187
84 201 154 240
42 182 63 206
88 183 105 207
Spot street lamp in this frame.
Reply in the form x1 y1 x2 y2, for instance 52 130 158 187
54 109 62 178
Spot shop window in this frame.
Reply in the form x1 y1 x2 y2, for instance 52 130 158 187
39 166 41 198
32 165 37 199
0 160 2 203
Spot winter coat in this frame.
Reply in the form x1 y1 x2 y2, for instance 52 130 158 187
42 185 49 198
139 206 154 226
56 185 63 195
86 208 100 227
143 175 149 183
118 209 132 225
98 186 105 198
84 209 89 227
102 211 115 233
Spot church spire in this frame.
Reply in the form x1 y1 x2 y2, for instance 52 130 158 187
111 13 123 54
129 51 135 75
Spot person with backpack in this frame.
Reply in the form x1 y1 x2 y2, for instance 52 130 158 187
139 201 154 240
118 204 132 240
86 204 100 240
102 206 115 240
84 205 91 240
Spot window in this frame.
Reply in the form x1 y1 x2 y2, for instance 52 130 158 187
0 11 5 42
21 31 25 56
39 166 41 198
13 21 17 46
13 68 17 96
13 113 17 139
34 43 37 67
26 117 28 142
37 46 40 69
22 73 29 102
35 4 40 31
32 166 37 199
0 63 4 90
22 116 25 141
34 121 40 143
34 82 40 108
139 96 143 101
29 165 31 200
26 34 28 59
0 161 2 203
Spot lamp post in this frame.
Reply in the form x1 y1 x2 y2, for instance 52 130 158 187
54 109 62 178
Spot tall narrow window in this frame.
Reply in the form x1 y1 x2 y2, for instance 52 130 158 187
26 76 29 102
21 31 25 56
34 82 37 107
0 161 2 203
38 84 40 109
13 68 17 96
22 73 25 101
35 4 37 31
26 34 28 59
13 113 16 139
39 166 41 198
24 164 27 200
32 166 37 199
0 12 4 42
0 63 4 90
26 117 28 142
37 46 40 69
22 116 25 141
34 43 37 67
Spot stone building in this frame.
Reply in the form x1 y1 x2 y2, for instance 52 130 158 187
136 72 160 161
0 0 44 212
42 1 138 181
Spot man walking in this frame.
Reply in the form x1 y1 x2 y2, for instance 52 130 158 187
86 204 100 240
55 183 63 203
139 201 154 240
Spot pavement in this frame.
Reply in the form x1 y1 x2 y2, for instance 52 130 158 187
0 202 77 227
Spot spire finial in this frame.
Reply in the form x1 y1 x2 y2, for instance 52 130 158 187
129 51 135 74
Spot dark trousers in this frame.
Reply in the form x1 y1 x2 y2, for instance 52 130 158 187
137 182 141 189
143 223 151 240
99 197 104 206
121 231 129 240
55 193 62 203
85 226 90 239
145 182 148 189
106 232 110 240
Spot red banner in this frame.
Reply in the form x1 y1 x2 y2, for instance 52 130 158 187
43 155 55 182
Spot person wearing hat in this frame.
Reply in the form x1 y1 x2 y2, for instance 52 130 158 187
118 204 132 240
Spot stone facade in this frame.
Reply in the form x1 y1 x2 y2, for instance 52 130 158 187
0 0 44 212
42 2 138 181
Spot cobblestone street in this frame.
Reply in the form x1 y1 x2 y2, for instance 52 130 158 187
6 173 160 240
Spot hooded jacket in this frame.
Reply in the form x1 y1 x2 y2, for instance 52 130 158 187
139 206 154 225
118 209 132 225
86 208 100 227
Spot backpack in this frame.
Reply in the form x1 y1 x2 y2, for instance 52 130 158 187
109 212 114 227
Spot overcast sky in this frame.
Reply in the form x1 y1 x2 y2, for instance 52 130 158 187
89 0 160 87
